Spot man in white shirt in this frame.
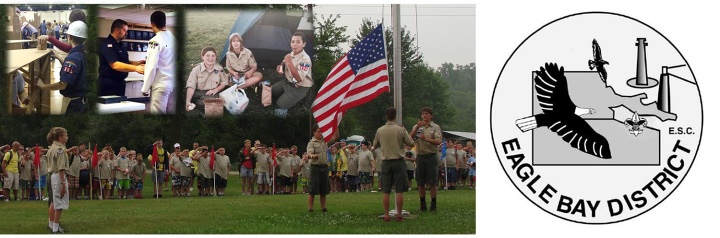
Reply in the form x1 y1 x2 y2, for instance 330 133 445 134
141 11 176 114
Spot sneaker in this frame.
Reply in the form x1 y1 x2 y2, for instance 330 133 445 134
54 224 66 234
308 209 314 213
396 216 404 222
420 200 427 212
383 216 391 222
321 208 328 213
190 188 194 192
4 199 8 202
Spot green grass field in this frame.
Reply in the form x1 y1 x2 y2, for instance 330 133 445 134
1 173 475 234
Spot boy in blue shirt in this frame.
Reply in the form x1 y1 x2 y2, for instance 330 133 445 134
37 21 88 114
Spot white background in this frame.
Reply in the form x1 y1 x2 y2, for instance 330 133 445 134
478 0 718 236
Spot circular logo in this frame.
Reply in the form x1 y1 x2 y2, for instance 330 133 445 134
490 12 703 224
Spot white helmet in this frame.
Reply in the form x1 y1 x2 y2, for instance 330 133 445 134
66 21 87 38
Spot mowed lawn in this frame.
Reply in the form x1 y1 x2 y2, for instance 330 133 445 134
183 9 239 78
0 173 476 234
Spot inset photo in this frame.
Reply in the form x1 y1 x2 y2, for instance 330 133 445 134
96 5 177 115
6 5 88 115
184 6 313 118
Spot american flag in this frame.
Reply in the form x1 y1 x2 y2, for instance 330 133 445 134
312 24 390 142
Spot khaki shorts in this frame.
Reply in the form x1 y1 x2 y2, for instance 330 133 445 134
3 172 20 190
51 173 69 210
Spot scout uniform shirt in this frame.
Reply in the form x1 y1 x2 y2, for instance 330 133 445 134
445 147 457 168
214 154 231 179
98 159 113 180
47 142 70 174
278 155 292 177
357 149 374 173
20 159 34 181
132 162 146 180
415 121 443 155
405 149 416 171
306 137 328 166
254 152 270 174
373 121 415 160
115 156 131 180
170 156 183 176
456 148 467 169
226 47 257 74
283 50 313 88
179 157 193 178
99 34 130 96
301 159 311 179
141 30 176 94
68 154 81 177
196 155 212 178
347 152 360 176
39 155 48 177
187 63 228 91
59 45 87 99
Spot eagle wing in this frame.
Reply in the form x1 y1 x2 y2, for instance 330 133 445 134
544 115 612 159
534 62 612 159
534 63 575 114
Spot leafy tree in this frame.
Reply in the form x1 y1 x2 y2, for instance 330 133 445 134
439 63 476 132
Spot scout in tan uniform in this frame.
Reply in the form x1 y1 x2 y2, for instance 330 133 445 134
225 33 263 90
373 107 415 222
213 147 231 196
409 107 443 212
185 47 228 116
272 32 313 117
46 127 77 234
306 125 333 213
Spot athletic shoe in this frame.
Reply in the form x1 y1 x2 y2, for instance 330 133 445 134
383 216 391 222
396 216 404 222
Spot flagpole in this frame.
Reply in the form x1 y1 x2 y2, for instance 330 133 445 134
155 162 159 199
444 156 448 190
390 4 403 214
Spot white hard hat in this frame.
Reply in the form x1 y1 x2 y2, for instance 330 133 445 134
66 21 87 38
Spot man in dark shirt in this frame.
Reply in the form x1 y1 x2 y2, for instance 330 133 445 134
98 19 145 96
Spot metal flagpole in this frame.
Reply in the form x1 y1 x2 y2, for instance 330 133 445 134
444 156 448 190
213 156 216 197
155 161 159 199
391 3 402 216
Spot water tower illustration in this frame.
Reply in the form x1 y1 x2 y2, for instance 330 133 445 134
627 38 659 88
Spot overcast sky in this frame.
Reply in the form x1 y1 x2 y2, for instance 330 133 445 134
313 4 476 69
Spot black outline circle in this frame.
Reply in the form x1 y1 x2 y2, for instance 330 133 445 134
489 11 704 225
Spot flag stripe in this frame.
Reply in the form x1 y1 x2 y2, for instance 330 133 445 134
312 24 389 142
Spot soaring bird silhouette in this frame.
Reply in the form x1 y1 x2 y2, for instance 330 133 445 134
588 39 609 82
516 63 612 159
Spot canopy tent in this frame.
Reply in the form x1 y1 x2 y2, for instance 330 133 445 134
443 131 476 143
344 135 366 146
220 9 313 69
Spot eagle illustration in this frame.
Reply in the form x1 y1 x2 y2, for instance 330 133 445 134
588 39 609 82
516 63 612 159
